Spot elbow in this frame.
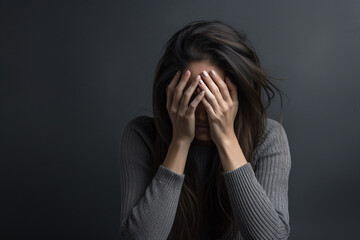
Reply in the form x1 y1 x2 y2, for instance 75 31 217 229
119 228 135 240
119 222 133 240
271 210 290 240
283 224 291 240
272 223 290 240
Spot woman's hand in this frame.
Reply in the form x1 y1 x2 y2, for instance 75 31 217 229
166 70 205 144
197 70 239 145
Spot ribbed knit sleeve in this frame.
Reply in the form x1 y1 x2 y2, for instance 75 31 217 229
221 119 291 240
119 117 185 240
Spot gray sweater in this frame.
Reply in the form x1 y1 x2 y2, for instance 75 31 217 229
119 115 291 239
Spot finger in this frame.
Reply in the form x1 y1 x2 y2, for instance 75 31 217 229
168 70 181 89
171 70 191 113
200 70 226 108
225 76 238 103
187 89 206 115
189 77 202 102
190 87 201 102
179 75 201 115
192 87 201 103
198 76 220 114
209 70 232 103
200 94 216 117
196 87 201 94
166 70 181 110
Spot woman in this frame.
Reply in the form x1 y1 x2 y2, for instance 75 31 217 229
119 20 291 240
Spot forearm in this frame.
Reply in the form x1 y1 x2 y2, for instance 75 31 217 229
162 139 191 175
216 133 248 173
121 140 190 239
221 164 290 239
120 165 185 239
217 133 290 239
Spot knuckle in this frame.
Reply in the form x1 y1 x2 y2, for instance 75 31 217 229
183 91 191 98
220 82 227 88
170 107 176 114
174 87 182 94
166 85 171 91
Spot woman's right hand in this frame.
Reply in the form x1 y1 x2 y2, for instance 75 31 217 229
166 70 205 144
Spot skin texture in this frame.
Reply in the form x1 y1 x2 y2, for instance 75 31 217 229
186 60 248 172
166 68 206 145
185 60 227 142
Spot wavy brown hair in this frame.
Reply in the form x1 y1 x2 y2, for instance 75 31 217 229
151 20 287 240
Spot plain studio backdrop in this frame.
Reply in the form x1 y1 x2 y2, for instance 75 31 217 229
1 0 359 239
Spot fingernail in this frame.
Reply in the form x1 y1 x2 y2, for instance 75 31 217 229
199 79 204 85
210 70 215 75
202 71 209 77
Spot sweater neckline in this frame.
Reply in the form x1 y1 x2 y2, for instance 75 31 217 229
192 137 216 147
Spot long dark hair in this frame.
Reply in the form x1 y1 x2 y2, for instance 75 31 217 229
151 20 287 240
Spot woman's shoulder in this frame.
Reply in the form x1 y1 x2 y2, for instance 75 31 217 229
265 118 286 133
123 115 156 147
125 115 155 131
254 117 290 161
263 117 288 140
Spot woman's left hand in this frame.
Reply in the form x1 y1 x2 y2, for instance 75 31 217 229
198 70 239 146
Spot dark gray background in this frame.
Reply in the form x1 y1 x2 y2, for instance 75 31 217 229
1 0 359 239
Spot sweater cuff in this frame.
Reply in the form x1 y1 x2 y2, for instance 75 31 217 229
154 164 185 190
221 162 255 186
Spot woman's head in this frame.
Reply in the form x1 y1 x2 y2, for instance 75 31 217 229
152 19 285 240
153 19 283 144
185 60 226 142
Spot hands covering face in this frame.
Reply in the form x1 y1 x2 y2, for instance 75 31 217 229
196 70 239 145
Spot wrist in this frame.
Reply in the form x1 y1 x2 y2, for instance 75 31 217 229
162 138 191 175
171 138 192 149
215 132 237 148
